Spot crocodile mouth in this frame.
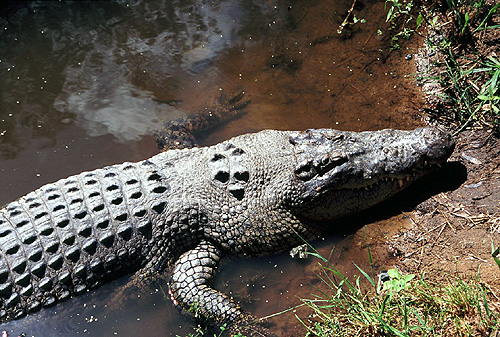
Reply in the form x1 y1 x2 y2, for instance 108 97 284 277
308 160 444 196
296 161 447 222
345 162 444 194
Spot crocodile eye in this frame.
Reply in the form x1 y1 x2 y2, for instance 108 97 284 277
294 160 316 181
315 152 348 175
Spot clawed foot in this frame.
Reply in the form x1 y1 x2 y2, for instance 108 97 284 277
154 89 250 151
216 89 250 113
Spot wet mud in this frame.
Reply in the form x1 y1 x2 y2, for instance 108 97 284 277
0 0 434 336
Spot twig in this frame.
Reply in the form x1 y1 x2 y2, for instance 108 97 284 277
338 0 357 33
260 303 306 320
347 83 370 102
431 223 447 249
438 207 455 232
466 254 489 263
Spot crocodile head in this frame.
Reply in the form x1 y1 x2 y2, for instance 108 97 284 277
288 127 455 221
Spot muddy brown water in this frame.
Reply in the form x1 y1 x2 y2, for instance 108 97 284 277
0 0 428 336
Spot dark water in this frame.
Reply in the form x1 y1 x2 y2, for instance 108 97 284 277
0 0 426 336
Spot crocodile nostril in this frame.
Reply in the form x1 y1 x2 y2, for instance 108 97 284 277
315 153 348 175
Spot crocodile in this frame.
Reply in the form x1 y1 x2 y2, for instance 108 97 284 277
0 126 454 336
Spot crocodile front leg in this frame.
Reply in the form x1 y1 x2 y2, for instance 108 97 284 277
169 241 277 337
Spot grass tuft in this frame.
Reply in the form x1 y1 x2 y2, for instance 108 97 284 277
299 250 500 336
382 0 500 133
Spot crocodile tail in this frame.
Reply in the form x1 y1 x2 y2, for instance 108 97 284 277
0 158 170 322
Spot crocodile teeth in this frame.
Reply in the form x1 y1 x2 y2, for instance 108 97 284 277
398 179 403 188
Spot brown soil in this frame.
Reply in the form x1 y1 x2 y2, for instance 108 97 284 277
375 0 500 317
415 0 500 132
390 129 500 292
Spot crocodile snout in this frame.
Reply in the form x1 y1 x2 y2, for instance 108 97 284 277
414 127 455 164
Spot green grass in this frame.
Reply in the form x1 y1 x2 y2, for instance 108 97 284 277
442 0 500 35
383 0 500 133
491 240 500 269
179 238 500 337
428 39 500 133
383 0 424 49
298 250 500 336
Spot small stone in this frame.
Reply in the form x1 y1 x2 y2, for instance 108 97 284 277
379 271 390 282
461 152 482 165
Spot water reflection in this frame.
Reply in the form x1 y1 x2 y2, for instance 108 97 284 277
0 0 270 151
54 62 173 141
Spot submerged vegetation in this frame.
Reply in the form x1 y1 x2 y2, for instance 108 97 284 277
299 250 500 336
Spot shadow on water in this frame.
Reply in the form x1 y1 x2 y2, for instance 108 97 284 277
0 0 451 336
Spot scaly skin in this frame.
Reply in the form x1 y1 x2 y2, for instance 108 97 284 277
0 127 454 336
154 91 250 151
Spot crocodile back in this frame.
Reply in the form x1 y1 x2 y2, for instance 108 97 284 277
0 158 171 321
